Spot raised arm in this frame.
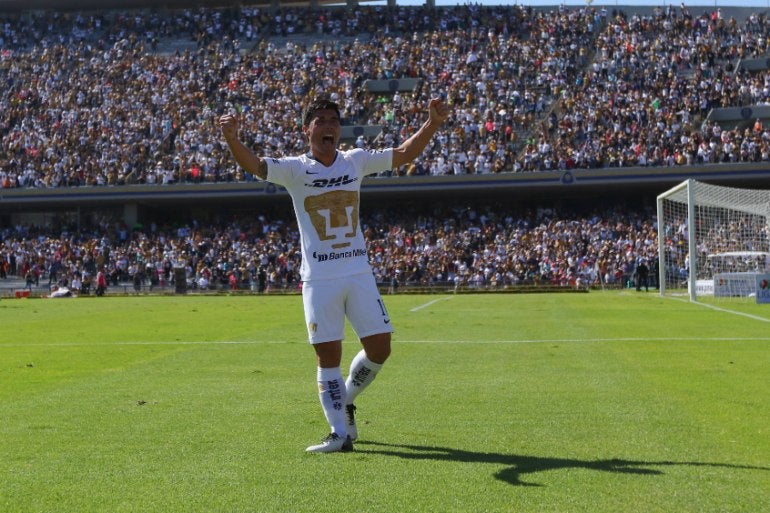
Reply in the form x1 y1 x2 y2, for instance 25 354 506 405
218 114 267 180
391 98 451 169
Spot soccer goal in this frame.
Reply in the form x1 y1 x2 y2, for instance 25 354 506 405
657 179 770 301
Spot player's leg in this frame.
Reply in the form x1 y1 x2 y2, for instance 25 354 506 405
343 331 389 441
306 340 353 452
303 280 352 453
349 332 390 399
345 273 394 440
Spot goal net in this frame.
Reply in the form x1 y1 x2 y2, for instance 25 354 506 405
657 179 770 301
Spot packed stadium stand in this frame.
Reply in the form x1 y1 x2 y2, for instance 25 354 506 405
1 1 769 295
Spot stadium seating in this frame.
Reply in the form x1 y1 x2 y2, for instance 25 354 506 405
1 3 770 296
2 3 770 189
0 203 657 295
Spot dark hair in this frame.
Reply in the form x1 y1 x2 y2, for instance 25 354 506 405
302 98 341 127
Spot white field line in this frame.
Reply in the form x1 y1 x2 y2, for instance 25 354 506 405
398 337 770 344
409 296 452 312
5 336 770 348
666 295 770 323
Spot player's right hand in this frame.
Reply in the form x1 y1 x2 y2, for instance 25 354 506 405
219 114 239 140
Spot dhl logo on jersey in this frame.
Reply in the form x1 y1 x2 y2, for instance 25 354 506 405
306 175 358 188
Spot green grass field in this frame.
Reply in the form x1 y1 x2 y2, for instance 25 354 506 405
1 291 768 513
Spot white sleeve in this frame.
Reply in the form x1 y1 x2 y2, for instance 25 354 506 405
348 148 394 177
264 156 302 187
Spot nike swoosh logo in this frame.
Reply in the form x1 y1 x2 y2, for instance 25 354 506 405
384 319 391 324
305 170 319 175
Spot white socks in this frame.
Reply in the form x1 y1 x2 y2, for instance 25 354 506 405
316 351 385 436
345 350 383 404
316 366 347 436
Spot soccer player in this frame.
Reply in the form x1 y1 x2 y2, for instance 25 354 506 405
219 97 450 452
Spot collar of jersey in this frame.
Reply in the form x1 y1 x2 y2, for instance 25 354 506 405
305 151 339 166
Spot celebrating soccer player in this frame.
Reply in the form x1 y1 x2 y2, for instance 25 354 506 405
219 96 450 452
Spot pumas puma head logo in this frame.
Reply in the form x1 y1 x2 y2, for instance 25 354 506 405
304 190 359 249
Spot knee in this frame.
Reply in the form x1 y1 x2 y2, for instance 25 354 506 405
370 343 391 364
314 340 343 368
362 333 391 364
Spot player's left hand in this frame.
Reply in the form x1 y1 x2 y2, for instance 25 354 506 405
428 98 450 125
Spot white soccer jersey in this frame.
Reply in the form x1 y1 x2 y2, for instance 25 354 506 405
265 148 393 281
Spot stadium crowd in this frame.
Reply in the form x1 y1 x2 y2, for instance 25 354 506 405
0 202 658 294
2 3 770 189
542 5 770 169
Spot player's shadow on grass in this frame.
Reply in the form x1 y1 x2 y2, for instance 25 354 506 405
358 441 770 487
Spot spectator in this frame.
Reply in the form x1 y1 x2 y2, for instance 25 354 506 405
95 269 107 296
635 259 650 292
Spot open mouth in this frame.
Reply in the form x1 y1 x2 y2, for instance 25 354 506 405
322 135 335 144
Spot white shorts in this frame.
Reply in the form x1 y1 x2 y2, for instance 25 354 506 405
302 272 393 344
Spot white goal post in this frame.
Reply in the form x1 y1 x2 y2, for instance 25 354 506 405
657 179 770 301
